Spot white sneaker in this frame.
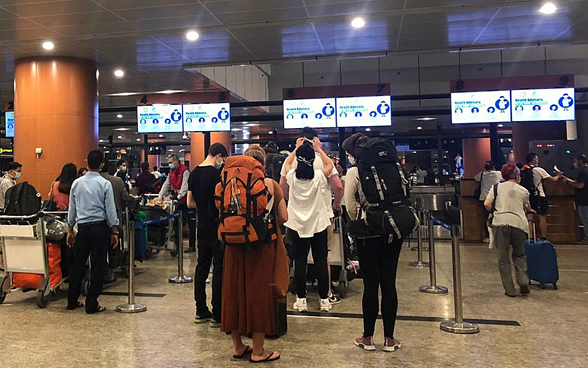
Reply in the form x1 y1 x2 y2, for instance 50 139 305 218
482 238 490 243
293 298 308 312
320 298 332 312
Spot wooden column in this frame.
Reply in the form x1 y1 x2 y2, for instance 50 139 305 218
462 138 491 179
14 57 98 198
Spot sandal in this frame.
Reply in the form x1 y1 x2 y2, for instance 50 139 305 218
250 351 280 363
66 301 84 310
87 306 106 314
233 346 253 359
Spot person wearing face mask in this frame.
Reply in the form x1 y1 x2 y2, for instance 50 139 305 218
0 161 22 209
159 154 197 254
484 164 534 297
115 159 131 192
562 154 588 244
186 143 228 327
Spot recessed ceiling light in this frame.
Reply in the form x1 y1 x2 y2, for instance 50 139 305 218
136 138 141 141
268 131 273 135
351 17 366 29
168 149 174 152
117 135 122 139
539 3 557 14
231 128 242 132
365 128 371 131
42 41 54 50
416 117 437 121
417 126 423 130
99 139 104 143
159 134 164 138
114 69 124 78
186 30 200 41
497 124 504 127
117 114 123 119
114 127 130 131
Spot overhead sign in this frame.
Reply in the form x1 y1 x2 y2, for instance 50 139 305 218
283 98 337 129
5 111 14 138
512 88 575 122
184 103 231 132
451 91 511 124
336 96 392 127
137 105 183 133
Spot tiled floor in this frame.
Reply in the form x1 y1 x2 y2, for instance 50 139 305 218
1 241 587 368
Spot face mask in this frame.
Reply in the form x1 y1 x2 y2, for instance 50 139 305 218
214 159 223 169
15 172 21 179
574 162 579 169
121 166 127 172
169 163 176 170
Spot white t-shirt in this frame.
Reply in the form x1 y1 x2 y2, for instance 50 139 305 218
281 152 338 218
474 170 503 201
532 166 552 198
284 169 331 238
486 181 530 234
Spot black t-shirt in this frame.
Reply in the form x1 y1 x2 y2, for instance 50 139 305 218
575 167 588 206
188 165 221 222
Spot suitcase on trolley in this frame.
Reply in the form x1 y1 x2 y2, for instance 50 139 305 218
525 222 559 289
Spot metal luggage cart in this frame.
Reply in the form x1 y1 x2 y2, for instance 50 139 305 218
139 195 179 258
0 213 66 308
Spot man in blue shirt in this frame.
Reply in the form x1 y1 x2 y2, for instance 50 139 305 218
66 150 120 314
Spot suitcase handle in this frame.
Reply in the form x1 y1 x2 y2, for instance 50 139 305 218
527 218 536 243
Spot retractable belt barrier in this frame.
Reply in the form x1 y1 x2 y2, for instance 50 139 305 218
419 210 448 295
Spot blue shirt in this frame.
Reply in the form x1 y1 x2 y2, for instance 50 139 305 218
68 171 119 228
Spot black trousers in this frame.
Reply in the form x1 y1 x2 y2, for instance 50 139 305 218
357 236 402 339
67 222 110 313
194 219 223 321
292 229 329 299
480 201 490 237
175 203 197 250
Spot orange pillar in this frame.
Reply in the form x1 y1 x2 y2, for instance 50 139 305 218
14 57 98 197
462 138 491 179
190 133 205 170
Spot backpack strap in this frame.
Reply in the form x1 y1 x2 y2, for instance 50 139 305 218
491 184 498 213
396 162 408 198
370 166 385 202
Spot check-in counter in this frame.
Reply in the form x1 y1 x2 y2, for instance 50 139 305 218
410 185 457 239
459 178 577 244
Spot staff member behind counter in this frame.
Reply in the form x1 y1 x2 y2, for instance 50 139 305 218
66 150 119 314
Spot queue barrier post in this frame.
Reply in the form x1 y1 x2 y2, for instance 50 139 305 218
440 224 479 334
410 208 429 268
169 211 193 284
117 209 147 313
419 213 448 294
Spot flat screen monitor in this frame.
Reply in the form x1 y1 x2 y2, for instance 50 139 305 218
283 98 337 129
451 91 511 124
5 111 14 138
183 103 230 132
511 88 575 122
137 105 183 133
336 96 392 127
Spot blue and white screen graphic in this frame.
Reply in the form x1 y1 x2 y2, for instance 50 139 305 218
137 105 183 133
336 96 392 128
511 88 575 122
283 98 337 129
451 91 511 124
183 103 231 132
5 111 14 138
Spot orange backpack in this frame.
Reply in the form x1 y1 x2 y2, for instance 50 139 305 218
215 155 276 247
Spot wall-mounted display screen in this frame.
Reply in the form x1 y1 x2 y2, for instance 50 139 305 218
137 105 183 133
283 98 337 129
511 88 575 122
451 91 511 124
336 96 392 127
5 111 14 138
184 103 230 132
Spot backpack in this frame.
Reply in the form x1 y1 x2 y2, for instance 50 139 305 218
215 156 276 247
351 138 419 240
4 182 42 216
265 152 287 182
520 165 539 198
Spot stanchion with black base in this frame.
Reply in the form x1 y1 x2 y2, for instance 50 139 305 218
420 213 448 294
440 225 479 334
410 210 429 268
117 214 147 313
169 213 193 284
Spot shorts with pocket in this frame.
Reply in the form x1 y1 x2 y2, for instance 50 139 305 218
531 196 548 215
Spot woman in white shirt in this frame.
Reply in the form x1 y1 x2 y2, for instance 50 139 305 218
475 161 503 242
484 164 533 297
284 137 334 312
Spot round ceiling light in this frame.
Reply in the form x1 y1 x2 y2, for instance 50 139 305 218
186 30 200 41
539 3 557 14
42 41 54 50
114 69 125 78
351 17 366 29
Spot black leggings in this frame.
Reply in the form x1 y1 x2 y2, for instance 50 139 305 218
358 236 402 339
292 229 329 299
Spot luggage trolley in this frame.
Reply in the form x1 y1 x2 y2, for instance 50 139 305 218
139 195 179 258
0 213 65 308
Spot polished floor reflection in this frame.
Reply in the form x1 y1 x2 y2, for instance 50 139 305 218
1 242 587 368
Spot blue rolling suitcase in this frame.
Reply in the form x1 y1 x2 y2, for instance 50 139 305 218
525 222 559 289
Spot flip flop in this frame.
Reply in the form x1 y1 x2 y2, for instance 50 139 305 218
66 301 84 310
233 346 253 359
87 306 106 314
249 351 280 363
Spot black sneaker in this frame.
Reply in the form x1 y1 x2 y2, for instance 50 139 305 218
328 294 342 305
194 312 212 324
520 285 530 296
184 247 196 253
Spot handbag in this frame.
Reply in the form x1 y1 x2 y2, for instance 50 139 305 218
45 182 58 211
486 184 498 227
473 172 484 200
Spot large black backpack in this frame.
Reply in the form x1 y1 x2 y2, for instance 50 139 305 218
520 166 539 198
265 152 287 182
4 182 42 215
353 138 418 240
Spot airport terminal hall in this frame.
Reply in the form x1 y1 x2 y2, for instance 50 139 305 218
2 0 588 367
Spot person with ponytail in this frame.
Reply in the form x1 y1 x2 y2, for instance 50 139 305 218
284 137 334 313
